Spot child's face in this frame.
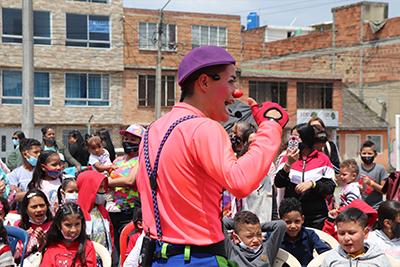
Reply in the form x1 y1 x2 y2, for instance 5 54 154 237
337 221 369 256
42 154 62 172
233 223 262 249
98 181 106 193
360 147 376 160
340 167 357 184
60 214 82 239
27 196 48 224
88 143 104 157
282 211 304 240
61 181 78 199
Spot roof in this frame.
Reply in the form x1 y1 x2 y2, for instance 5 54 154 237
340 88 388 130
241 68 342 80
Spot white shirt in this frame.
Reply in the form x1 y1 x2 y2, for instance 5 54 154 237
88 149 111 172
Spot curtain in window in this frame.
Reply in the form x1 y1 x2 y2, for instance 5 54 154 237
66 74 83 98
89 74 102 99
34 73 49 97
2 71 22 97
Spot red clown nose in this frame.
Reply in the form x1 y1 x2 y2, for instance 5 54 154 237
232 91 243 98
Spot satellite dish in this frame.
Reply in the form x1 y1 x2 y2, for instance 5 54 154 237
376 97 387 104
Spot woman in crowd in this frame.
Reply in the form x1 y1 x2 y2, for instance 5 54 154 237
275 123 336 229
41 126 81 173
68 130 89 167
7 131 25 171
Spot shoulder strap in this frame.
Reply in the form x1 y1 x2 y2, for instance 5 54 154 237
144 115 197 239
325 141 331 158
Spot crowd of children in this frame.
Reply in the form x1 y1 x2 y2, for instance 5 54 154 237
0 115 399 267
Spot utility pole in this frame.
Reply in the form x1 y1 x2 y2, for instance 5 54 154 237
22 0 35 138
155 0 171 120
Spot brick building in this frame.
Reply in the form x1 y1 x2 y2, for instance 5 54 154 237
122 8 241 125
241 1 397 169
0 0 124 161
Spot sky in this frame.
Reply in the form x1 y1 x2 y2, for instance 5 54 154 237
123 0 400 28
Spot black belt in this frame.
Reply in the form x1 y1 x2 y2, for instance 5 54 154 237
153 240 226 259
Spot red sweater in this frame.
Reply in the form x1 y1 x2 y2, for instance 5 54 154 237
40 239 97 267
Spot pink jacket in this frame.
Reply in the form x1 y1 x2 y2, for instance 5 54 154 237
137 102 282 245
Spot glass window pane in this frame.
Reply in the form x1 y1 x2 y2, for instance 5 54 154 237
89 43 110 48
147 75 155 106
66 13 87 40
91 0 107 3
66 73 86 98
167 76 175 106
148 23 157 50
161 76 166 106
3 71 22 97
219 27 227 47
102 74 109 100
66 41 87 47
138 75 146 106
2 37 22 43
280 83 287 108
34 73 49 98
138 22 147 49
89 101 108 106
2 99 22 104
201 26 208 46
192 25 200 48
88 74 102 99
65 100 86 106
168 24 176 50
210 26 218 46
89 15 109 41
2 8 22 36
34 100 50 105
34 39 51 45
34 11 50 38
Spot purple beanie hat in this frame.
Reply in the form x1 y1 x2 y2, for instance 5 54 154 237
178 45 236 86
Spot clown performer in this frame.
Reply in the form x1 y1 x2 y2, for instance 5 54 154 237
137 45 288 266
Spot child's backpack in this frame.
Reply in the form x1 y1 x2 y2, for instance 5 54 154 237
382 171 400 201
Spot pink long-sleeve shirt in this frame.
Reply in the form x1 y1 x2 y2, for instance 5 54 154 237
137 102 282 245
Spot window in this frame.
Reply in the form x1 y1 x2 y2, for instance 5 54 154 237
2 70 50 105
367 135 382 153
66 14 110 48
297 82 332 109
65 73 109 106
138 75 175 107
336 134 341 154
2 8 51 45
138 22 176 51
192 25 227 49
249 81 287 108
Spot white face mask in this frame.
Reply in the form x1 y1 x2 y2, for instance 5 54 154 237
63 193 78 204
28 214 47 225
95 192 106 205
236 235 262 254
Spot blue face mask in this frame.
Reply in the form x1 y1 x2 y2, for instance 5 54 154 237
12 140 19 146
25 151 38 167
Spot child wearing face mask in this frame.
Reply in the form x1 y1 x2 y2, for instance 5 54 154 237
40 202 97 267
15 189 53 262
366 200 400 260
77 170 114 258
222 210 286 267
28 151 63 215
356 141 388 210
57 177 78 205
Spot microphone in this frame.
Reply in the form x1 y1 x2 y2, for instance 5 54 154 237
228 109 242 118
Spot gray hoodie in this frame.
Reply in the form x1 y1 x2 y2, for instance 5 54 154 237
223 219 286 267
321 243 392 267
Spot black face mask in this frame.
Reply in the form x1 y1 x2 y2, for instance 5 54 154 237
315 134 328 144
44 138 55 145
361 156 374 165
392 222 400 238
123 142 139 155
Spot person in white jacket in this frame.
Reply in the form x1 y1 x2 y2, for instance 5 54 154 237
366 200 400 260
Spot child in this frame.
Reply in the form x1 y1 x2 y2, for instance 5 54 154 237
322 199 378 240
321 207 391 266
57 177 78 205
85 135 113 173
223 210 286 267
15 189 53 261
278 197 330 267
28 150 63 215
0 196 15 267
40 203 97 267
0 168 16 207
125 208 142 256
339 159 361 208
357 141 388 210
366 200 400 260
76 170 114 256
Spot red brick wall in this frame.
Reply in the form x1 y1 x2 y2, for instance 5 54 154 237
242 27 264 61
334 4 362 47
123 8 241 68
363 17 400 41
